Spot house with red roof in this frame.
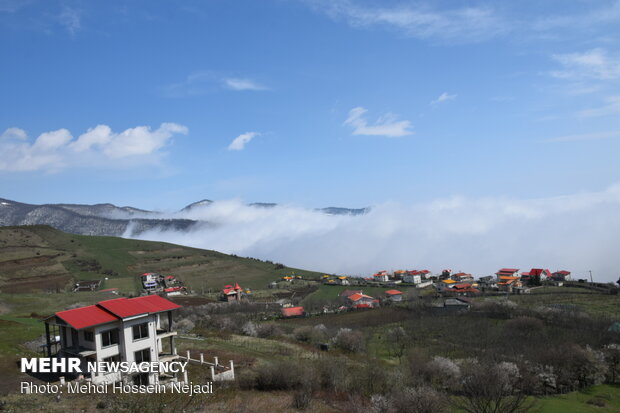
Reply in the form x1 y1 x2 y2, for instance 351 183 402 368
496 268 520 278
43 295 182 386
385 289 403 302
403 270 421 284
521 268 551 283
497 276 522 292
281 306 306 318
552 270 572 281
347 292 377 309
372 271 389 282
453 272 474 282
222 282 243 302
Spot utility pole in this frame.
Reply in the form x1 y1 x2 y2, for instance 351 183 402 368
588 270 593 283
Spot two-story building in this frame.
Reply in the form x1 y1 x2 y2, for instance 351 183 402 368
44 295 181 386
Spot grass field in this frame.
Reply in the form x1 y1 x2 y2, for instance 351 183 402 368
505 287 620 318
0 225 323 295
537 384 620 412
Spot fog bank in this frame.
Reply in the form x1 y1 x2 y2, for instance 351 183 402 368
128 186 620 282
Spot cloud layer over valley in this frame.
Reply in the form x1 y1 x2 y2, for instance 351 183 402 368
129 186 620 282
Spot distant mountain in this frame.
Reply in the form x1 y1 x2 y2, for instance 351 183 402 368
318 207 369 216
180 200 369 215
0 197 370 237
0 198 196 237
180 199 213 212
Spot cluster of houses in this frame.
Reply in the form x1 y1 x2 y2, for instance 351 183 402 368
322 274 351 285
140 273 187 296
368 269 434 288
361 267 573 295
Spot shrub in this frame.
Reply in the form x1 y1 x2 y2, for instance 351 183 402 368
292 390 312 410
391 386 448 413
334 328 366 353
254 360 305 391
174 318 195 333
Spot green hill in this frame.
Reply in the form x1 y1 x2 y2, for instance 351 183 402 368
0 225 322 295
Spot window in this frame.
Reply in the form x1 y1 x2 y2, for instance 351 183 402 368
133 373 149 386
84 331 94 342
134 348 150 363
103 354 121 363
132 323 149 341
101 329 119 347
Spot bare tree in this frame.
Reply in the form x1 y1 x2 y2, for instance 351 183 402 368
386 326 408 361
452 362 535 413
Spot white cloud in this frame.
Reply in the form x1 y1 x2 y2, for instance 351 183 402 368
306 0 506 42
164 73 268 96
0 123 188 172
578 96 620 118
228 132 258 151
223 78 268 91
431 92 457 105
0 127 27 140
59 6 81 35
131 185 620 282
101 123 188 158
551 48 620 80
344 107 413 137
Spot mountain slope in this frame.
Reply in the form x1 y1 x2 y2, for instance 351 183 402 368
0 198 371 238
0 225 321 294
0 198 197 237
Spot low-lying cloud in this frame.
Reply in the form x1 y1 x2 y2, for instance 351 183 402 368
129 186 620 282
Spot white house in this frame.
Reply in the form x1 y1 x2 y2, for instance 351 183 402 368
141 273 160 291
373 271 389 282
44 295 182 386
403 272 422 284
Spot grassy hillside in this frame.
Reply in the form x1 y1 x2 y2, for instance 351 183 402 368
0 225 322 296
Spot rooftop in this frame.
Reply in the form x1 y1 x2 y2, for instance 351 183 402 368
53 295 181 330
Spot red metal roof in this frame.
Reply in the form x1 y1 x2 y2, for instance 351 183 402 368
281 306 305 317
349 293 374 301
385 289 402 295
54 295 181 330
555 270 571 275
498 268 519 273
129 295 181 313
96 298 149 318
55 305 118 330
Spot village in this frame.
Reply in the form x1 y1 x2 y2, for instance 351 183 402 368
10 254 620 412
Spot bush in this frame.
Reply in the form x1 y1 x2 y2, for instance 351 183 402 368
391 386 448 413
241 321 257 337
254 360 305 391
292 390 312 410
334 328 366 353
256 323 283 338
175 318 195 333
294 326 316 343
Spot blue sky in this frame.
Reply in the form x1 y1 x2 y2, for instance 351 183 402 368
1 0 620 211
